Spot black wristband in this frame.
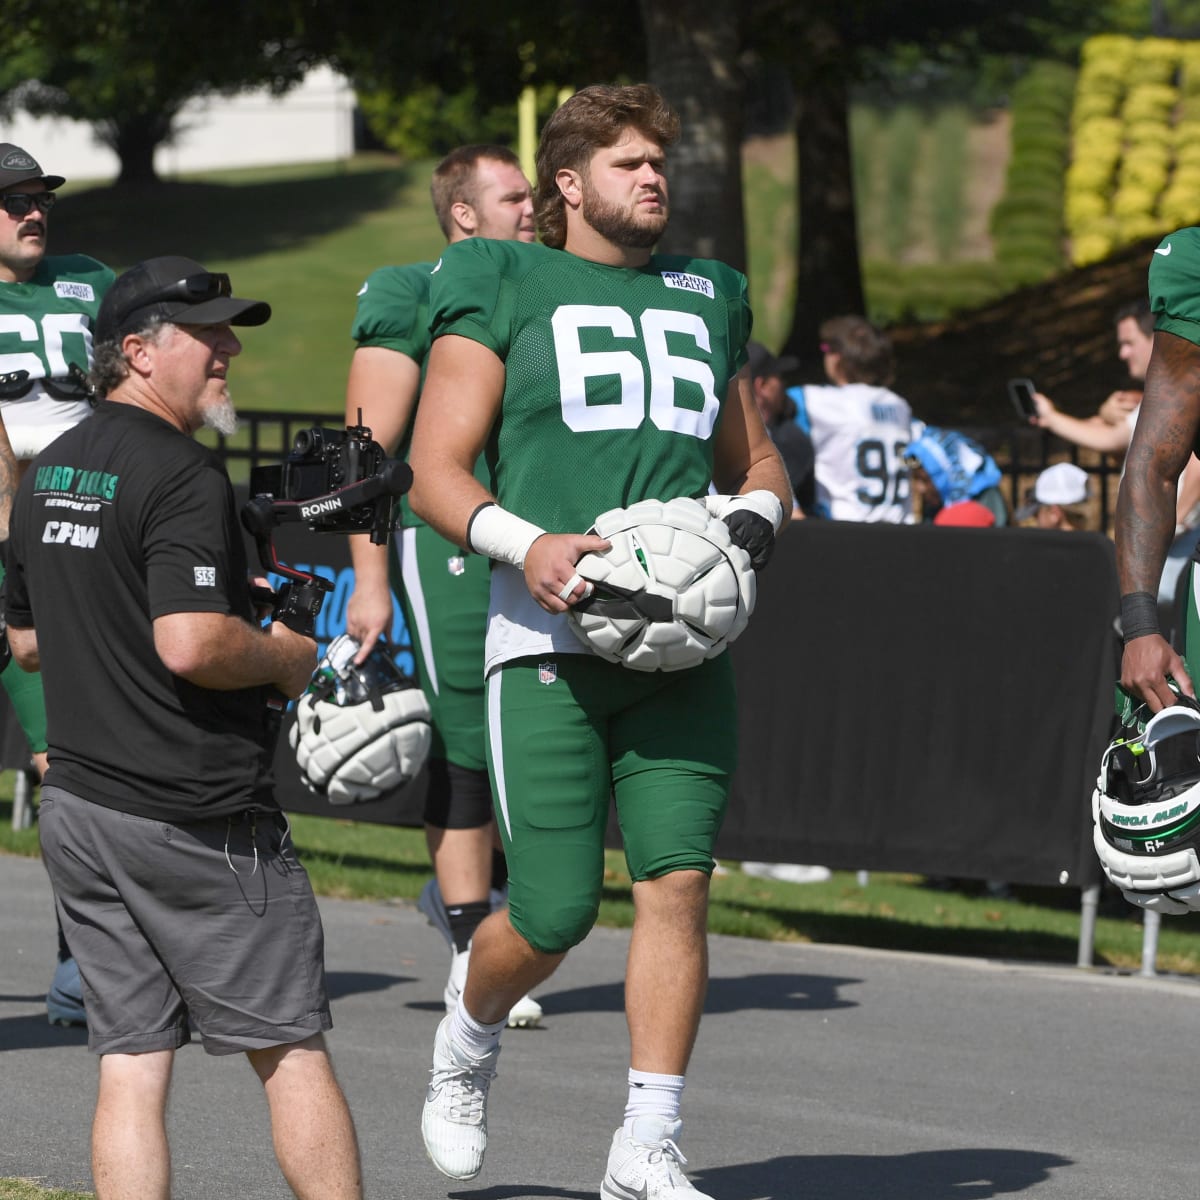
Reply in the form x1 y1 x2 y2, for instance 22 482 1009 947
1120 591 1160 642
464 501 496 555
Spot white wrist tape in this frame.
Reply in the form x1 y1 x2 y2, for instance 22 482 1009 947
704 489 785 533
467 503 547 568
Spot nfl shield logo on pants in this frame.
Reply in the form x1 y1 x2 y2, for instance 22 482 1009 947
538 661 557 686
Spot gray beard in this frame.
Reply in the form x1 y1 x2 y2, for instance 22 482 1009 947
201 397 239 437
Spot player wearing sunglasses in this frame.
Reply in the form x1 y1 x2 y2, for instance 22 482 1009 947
0 142 115 1030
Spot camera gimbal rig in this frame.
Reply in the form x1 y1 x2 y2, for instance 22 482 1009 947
239 418 413 730
239 416 412 639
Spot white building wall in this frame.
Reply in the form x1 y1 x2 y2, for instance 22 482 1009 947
1 66 356 183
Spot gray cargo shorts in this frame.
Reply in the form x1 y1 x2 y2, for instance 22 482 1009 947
39 786 332 1056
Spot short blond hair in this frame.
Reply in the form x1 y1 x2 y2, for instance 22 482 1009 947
430 144 523 239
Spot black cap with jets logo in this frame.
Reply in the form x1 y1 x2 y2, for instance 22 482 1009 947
0 143 65 191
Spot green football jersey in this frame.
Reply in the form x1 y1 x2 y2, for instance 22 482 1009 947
428 238 752 533
0 254 113 394
351 260 492 528
352 262 435 527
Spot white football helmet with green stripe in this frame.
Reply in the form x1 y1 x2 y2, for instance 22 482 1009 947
1093 701 1200 914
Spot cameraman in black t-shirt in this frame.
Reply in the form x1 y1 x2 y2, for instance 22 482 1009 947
4 256 363 1200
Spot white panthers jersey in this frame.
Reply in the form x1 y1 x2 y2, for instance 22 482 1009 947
788 383 914 523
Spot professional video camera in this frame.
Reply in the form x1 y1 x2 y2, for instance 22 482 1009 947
240 414 413 640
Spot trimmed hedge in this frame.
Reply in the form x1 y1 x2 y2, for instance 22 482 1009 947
991 61 1076 281
1067 35 1200 265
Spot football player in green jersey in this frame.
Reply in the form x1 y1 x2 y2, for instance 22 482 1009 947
345 145 544 1028
1120 227 1200 709
409 84 790 1197
0 142 114 1029
0 143 114 779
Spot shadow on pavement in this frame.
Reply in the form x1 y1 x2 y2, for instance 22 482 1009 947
695 1147 1072 1199
536 971 862 1017
0 1012 88 1052
445 1147 1070 1200
325 969 412 1001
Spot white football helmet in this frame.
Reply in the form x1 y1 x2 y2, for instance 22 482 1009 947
290 633 431 804
567 496 756 672
1093 700 1200 914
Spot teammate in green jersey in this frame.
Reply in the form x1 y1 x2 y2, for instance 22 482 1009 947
345 145 543 1028
0 142 114 1029
1120 226 1200 709
409 85 791 1198
0 144 113 777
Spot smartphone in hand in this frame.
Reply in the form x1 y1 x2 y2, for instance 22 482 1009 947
1008 378 1038 421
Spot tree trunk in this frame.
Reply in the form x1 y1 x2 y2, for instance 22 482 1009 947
638 0 746 270
104 111 173 186
784 27 865 375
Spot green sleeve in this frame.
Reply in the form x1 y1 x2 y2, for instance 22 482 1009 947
350 263 434 359
728 268 752 377
428 239 513 358
1150 227 1200 346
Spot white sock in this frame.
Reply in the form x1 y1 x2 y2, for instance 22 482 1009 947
623 1068 685 1136
450 998 505 1060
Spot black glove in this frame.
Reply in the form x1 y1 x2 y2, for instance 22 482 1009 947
724 509 775 570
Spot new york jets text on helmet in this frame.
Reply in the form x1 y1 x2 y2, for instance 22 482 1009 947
567 496 756 673
290 633 431 804
1093 699 1200 914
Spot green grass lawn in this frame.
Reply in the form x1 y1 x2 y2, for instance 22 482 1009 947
51 155 445 417
41 140 1016 424
0 1183 92 1200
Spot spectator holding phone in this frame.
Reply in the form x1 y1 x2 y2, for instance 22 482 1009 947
1025 298 1200 620
1027 300 1154 454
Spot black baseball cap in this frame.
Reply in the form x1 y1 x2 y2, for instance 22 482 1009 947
746 340 799 380
96 255 271 343
0 143 65 191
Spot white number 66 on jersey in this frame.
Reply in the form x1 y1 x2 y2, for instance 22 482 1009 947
551 304 721 440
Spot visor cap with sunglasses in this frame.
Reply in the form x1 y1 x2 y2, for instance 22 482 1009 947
96 255 271 344
0 143 65 213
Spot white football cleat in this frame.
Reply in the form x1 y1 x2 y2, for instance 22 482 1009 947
601 1117 714 1200
505 990 543 1029
421 1015 499 1180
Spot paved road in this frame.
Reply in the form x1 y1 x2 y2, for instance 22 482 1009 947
2 852 1199 1199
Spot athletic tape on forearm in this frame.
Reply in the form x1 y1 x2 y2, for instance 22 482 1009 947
1120 591 1160 642
704 490 785 533
466 502 547 568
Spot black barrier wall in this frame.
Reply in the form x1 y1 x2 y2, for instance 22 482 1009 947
721 521 1116 887
2 508 1118 888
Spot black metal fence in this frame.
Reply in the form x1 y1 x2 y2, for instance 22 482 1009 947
212 411 1125 532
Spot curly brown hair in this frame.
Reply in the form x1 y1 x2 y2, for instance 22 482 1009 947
534 84 680 250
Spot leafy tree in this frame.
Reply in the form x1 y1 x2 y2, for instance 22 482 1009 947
0 0 324 185
748 0 1150 371
639 1 746 270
